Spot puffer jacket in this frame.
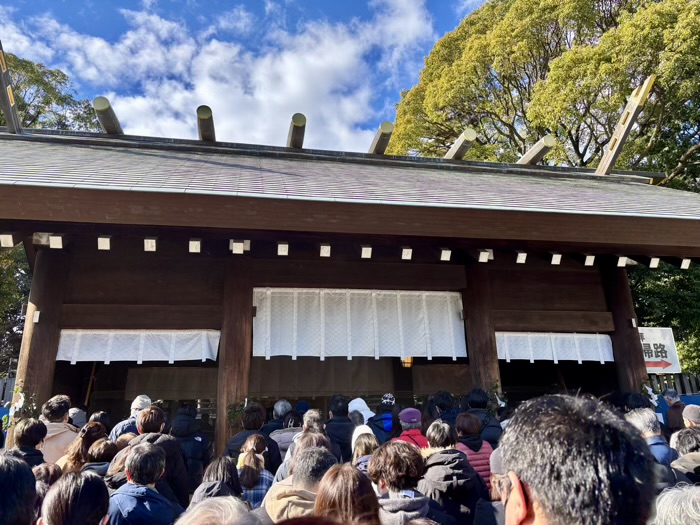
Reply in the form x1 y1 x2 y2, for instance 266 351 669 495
456 435 493 489
269 427 302 458
466 409 502 449
418 448 489 525
368 411 394 444
377 490 455 525
170 407 213 491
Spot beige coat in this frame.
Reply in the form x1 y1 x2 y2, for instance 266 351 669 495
263 482 316 522
40 421 78 464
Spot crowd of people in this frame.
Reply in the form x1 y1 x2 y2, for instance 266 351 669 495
1 387 699 525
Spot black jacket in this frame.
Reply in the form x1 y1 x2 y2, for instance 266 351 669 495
225 430 282 474
170 407 213 491
13 447 45 467
437 409 460 429
190 481 237 507
81 461 110 478
418 449 489 525
325 416 354 463
466 409 502 449
260 418 284 437
130 432 190 508
472 499 504 525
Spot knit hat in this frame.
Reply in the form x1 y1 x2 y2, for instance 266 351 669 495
399 408 421 424
381 393 396 406
131 395 152 411
352 424 374 452
295 401 311 416
349 398 375 424
489 447 504 476
683 404 700 424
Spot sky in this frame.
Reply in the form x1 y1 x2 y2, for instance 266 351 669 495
0 0 485 151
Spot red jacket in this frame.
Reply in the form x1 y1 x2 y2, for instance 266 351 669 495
456 438 493 489
393 429 429 448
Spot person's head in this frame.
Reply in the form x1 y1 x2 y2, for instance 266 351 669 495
625 408 662 438
352 432 381 465
241 403 266 431
295 401 311 417
352 425 373 451
455 412 481 438
426 420 457 448
378 393 396 413
125 443 166 486
623 392 653 413
33 463 63 486
202 456 243 496
291 432 333 476
284 410 303 429
293 447 338 492
368 441 424 495
0 454 36 525
130 395 152 417
201 413 210 423
42 395 71 423
683 405 700 428
499 394 655 525
303 409 325 434
432 391 455 413
87 439 118 463
466 388 489 410
314 463 380 524
329 395 349 418
174 496 258 525
349 411 365 427
179 403 197 418
669 427 700 455
88 412 111 433
35 481 51 522
652 484 700 525
398 408 422 432
239 434 266 489
136 406 166 434
13 418 47 448
62 422 108 471
661 388 680 405
38 472 109 525
274 400 293 420
115 433 136 451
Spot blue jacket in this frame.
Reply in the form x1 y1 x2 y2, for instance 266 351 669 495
108 483 182 525
646 436 679 467
109 416 138 441
368 411 394 444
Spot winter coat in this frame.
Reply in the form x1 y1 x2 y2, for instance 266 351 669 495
355 454 372 475
418 448 489 525
260 418 285 437
394 429 429 449
81 461 110 478
269 427 302 458
12 446 45 467
325 416 355 463
646 435 678 467
106 470 128 493
368 411 394 444
225 430 282 474
40 421 79 464
472 499 504 525
666 401 686 433
437 409 460 428
130 432 190 508
170 408 213 491
110 416 138 441
263 484 316 522
190 480 236 507
108 482 183 525
671 452 700 483
466 409 502 449
377 490 455 525
651 462 691 496
456 436 493 489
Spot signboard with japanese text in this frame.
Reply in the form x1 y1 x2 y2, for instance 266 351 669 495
638 327 681 374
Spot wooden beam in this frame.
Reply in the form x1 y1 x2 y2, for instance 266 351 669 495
0 233 17 248
61 304 221 329
93 96 124 135
287 113 306 149
463 263 501 391
368 121 394 155
444 128 477 160
197 105 216 142
0 39 23 134
493 310 615 333
516 135 556 165
600 263 647 392
596 75 656 175
217 258 253 455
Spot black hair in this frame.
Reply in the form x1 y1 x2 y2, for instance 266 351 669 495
283 410 303 428
0 454 37 525
329 395 349 417
500 395 655 525
41 472 109 525
202 456 243 496
432 391 455 412
125 443 166 486
88 411 112 433
348 411 364 427
622 392 652 413
14 418 47 448
466 388 489 409
41 395 71 423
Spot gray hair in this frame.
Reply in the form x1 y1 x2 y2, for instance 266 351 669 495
400 421 421 431
662 389 680 402
652 485 700 525
426 420 457 448
669 428 700 456
303 409 324 433
175 496 259 525
292 447 337 491
625 408 660 436
273 400 292 420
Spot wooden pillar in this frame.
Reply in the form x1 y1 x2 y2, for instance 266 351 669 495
601 264 647 392
14 249 68 407
216 258 253 456
463 263 501 392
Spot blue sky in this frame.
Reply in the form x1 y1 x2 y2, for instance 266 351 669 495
1 0 485 150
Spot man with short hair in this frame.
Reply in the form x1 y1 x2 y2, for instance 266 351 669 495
261 399 292 437
465 388 503 449
108 443 183 525
110 395 152 441
499 395 655 525
225 402 282 474
0 455 36 525
39 394 79 463
662 388 685 432
670 427 700 483
325 394 354 462
10 418 47 467
393 408 429 448
625 408 679 466
432 391 459 427
682 404 700 428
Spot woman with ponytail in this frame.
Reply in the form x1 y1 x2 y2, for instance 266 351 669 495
237 434 274 509
56 422 107 474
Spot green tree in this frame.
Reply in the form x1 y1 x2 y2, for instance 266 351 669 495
0 247 30 377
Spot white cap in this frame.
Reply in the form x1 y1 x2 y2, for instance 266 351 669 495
131 395 152 411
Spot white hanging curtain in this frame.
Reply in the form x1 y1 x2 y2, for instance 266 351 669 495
57 329 221 364
253 288 467 360
496 332 614 364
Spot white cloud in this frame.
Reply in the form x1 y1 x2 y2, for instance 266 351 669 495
0 2 436 152
455 0 485 17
